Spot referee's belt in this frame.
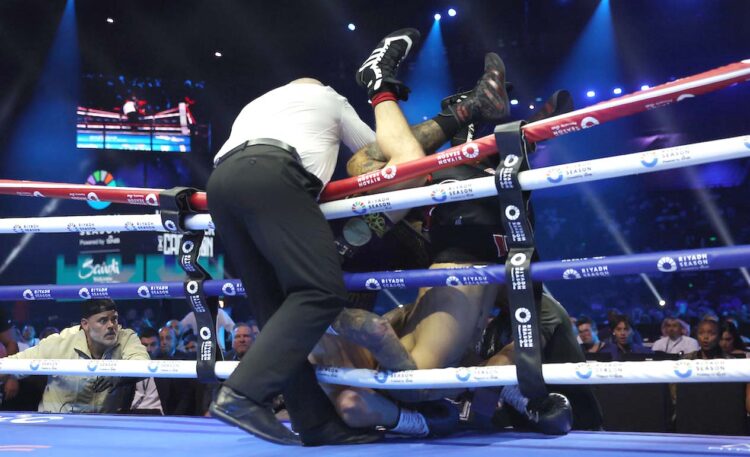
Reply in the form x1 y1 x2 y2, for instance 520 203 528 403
214 138 301 168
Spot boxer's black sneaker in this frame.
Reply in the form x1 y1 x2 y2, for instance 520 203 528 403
356 28 421 101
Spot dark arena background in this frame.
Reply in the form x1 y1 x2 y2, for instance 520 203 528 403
1 0 750 454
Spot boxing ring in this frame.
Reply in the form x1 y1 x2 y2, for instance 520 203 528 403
1 59 750 454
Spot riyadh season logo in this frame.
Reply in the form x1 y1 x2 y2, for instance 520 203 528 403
515 307 532 324
67 223 78 232
380 166 397 180
461 143 480 159
182 240 195 254
575 363 593 379
673 360 693 379
455 367 472 382
365 278 381 290
430 187 448 202
676 93 695 102
351 201 367 215
148 362 160 373
22 289 35 300
145 193 159 206
13 225 23 234
580 116 600 129
87 361 99 372
657 256 678 273
545 169 564 184
374 370 390 384
562 269 582 280
640 151 659 168
29 361 41 371
446 276 462 287
124 221 137 231
163 220 178 232
221 283 237 296
504 205 521 221
137 286 151 298
78 288 91 299
33 191 44 197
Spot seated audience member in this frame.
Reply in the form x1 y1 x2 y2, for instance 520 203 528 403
577 317 606 353
684 319 726 360
2 299 149 413
130 327 196 415
719 321 748 357
0 308 20 403
179 306 235 352
159 326 189 360
183 334 198 354
39 327 59 339
21 325 40 348
600 315 652 361
226 323 255 361
651 317 699 355
165 319 186 352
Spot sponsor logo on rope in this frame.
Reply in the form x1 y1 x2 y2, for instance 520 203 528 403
380 165 397 180
23 289 35 300
78 288 91 299
446 276 463 287
545 169 563 184
365 278 381 290
461 143 480 159
657 256 678 272
222 283 236 296
640 151 659 168
351 201 367 215
137 286 151 298
148 361 159 373
87 192 100 202
515 307 532 324
430 187 448 202
455 367 472 382
21 289 51 301
87 361 99 372
67 223 78 232
374 370 390 384
676 93 695 102
29 361 40 371
33 191 44 197
12 224 40 233
145 193 158 206
673 360 693 379
707 443 750 452
124 221 136 231
563 268 582 280
580 117 600 129
0 414 64 424
575 363 593 379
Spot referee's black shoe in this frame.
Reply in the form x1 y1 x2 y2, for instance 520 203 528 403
210 386 301 445
356 28 421 101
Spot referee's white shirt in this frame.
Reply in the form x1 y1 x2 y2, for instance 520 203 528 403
214 82 375 186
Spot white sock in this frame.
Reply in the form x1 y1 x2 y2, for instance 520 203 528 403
388 408 429 436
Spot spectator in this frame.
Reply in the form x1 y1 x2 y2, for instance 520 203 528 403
719 321 747 357
183 334 198 354
685 319 725 360
577 317 605 353
2 299 148 413
179 306 235 352
651 317 699 355
21 325 40 348
227 323 254 361
159 327 188 360
600 315 652 361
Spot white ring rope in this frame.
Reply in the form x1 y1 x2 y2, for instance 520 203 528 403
1 135 748 234
1 358 748 387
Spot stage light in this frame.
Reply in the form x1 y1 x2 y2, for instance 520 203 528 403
641 84 650 90
214 51 223 58
586 90 595 98
510 99 519 105
448 8 457 17
529 104 535 110
348 23 356 31
106 17 114 24
658 300 666 307
434 13 442 21
613 87 622 95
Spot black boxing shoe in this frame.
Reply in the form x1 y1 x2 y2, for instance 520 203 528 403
299 416 383 446
210 386 301 445
356 28 421 101
446 52 510 125
525 392 573 435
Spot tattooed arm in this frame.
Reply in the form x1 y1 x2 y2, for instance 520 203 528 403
332 308 417 371
346 120 449 177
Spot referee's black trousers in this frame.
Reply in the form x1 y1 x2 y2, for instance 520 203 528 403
207 144 348 432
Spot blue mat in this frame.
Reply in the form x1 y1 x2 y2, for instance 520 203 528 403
0 412 746 456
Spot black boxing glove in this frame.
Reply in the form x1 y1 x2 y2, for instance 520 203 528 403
525 392 573 435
